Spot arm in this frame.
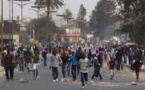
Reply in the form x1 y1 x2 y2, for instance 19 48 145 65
58 55 62 64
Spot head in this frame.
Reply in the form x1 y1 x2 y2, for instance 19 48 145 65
34 51 38 55
82 53 86 59
52 49 57 56
72 51 75 56
89 49 91 52
110 57 114 61
96 50 98 53
78 47 81 51
62 47 65 51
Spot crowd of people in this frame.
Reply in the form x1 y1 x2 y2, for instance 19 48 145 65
0 43 144 89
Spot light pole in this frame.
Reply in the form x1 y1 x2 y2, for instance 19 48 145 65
1 0 4 55
12 0 32 31
12 0 14 44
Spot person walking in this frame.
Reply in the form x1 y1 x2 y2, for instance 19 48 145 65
32 51 40 79
50 49 62 82
41 45 48 67
17 45 25 71
91 57 102 80
76 47 83 76
98 48 104 67
115 49 123 71
24 47 32 73
109 57 115 80
70 51 77 81
133 57 142 81
3 49 14 80
88 49 92 61
79 53 89 89
60 48 69 81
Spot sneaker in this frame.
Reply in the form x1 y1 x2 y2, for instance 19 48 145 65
56 79 58 82
53 80 56 82
81 86 85 89
61 78 64 82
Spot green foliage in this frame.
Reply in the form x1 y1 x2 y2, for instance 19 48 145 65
64 9 72 18
26 16 59 42
77 4 87 33
77 4 87 20
117 0 145 44
35 0 64 10
89 0 116 39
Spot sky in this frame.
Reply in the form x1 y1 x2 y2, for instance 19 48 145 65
2 0 99 21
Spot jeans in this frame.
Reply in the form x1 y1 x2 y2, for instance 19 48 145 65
91 67 102 79
71 65 77 80
77 64 80 76
67 63 71 76
52 67 58 80
81 72 88 86
116 60 122 70
19 58 24 71
43 56 47 67
5 66 14 80
62 63 67 78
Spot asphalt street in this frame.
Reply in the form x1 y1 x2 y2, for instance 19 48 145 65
0 56 145 90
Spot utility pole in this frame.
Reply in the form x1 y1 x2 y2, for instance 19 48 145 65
12 0 14 44
1 0 4 55
12 0 32 31
9 0 11 41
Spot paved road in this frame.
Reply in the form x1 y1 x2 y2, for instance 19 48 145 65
0 56 145 90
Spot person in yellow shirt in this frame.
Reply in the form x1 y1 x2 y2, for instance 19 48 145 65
33 51 39 79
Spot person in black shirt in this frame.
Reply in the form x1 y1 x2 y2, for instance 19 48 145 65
133 57 142 81
4 49 14 80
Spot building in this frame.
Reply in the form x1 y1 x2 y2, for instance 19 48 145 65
61 27 81 43
0 20 20 44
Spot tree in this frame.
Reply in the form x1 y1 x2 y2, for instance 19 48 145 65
77 4 86 20
35 0 64 41
89 0 116 39
63 9 72 25
116 0 145 44
77 4 87 34
26 16 59 43
35 0 64 17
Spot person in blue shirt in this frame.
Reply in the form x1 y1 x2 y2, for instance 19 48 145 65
70 51 77 81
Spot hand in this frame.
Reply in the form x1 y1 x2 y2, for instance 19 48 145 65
59 63 62 66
